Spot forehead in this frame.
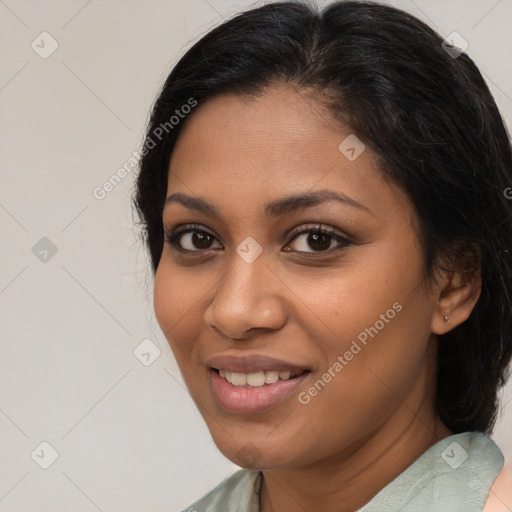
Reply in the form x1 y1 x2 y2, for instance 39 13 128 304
165 86 412 223
171 87 333 166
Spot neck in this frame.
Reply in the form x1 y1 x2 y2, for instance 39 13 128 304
259 353 453 512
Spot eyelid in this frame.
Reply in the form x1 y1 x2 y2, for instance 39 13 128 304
287 223 351 243
168 223 216 239
284 223 352 254
164 222 352 254
164 223 221 253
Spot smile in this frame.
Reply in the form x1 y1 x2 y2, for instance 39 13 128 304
210 368 311 414
218 368 306 387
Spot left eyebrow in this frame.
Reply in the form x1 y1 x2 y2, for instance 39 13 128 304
264 189 372 216
163 189 372 217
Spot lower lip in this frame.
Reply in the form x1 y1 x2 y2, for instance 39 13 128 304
210 369 310 414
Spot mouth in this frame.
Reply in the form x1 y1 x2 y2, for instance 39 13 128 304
213 368 308 387
207 353 312 413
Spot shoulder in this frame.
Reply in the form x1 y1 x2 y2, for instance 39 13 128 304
418 432 506 511
357 431 506 512
180 469 262 512
482 463 512 512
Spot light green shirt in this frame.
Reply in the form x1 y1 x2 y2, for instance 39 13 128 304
181 432 504 511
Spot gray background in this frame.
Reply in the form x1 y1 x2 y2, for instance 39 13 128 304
1 0 511 510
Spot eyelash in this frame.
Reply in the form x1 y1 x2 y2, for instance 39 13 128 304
164 223 352 256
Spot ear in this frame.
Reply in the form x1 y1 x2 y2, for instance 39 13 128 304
431 243 482 335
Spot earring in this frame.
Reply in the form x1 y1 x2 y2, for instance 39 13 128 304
444 315 451 325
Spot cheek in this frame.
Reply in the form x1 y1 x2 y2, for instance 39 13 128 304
292 303 430 458
153 261 201 354
153 263 176 336
296 239 432 396
289 251 416 355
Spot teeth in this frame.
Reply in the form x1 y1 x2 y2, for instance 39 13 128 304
218 369 301 387
231 372 247 386
247 372 266 387
265 371 280 384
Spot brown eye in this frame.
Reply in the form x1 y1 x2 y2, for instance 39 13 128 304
286 225 351 254
306 231 332 251
183 231 215 250
165 225 222 252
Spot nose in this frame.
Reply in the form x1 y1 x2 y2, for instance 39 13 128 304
203 249 288 341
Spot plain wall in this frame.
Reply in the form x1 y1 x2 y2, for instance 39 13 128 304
1 0 511 510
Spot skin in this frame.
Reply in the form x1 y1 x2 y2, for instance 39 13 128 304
153 86 481 512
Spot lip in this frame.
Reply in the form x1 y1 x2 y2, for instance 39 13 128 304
207 353 311 374
207 353 312 414
210 368 311 414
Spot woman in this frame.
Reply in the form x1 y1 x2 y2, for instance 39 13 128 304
134 1 512 510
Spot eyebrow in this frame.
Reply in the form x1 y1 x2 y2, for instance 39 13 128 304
163 189 371 217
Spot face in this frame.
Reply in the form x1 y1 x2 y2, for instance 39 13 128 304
154 86 441 470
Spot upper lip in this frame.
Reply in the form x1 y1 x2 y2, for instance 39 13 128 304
207 353 311 374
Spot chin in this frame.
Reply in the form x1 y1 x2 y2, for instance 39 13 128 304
209 430 296 470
